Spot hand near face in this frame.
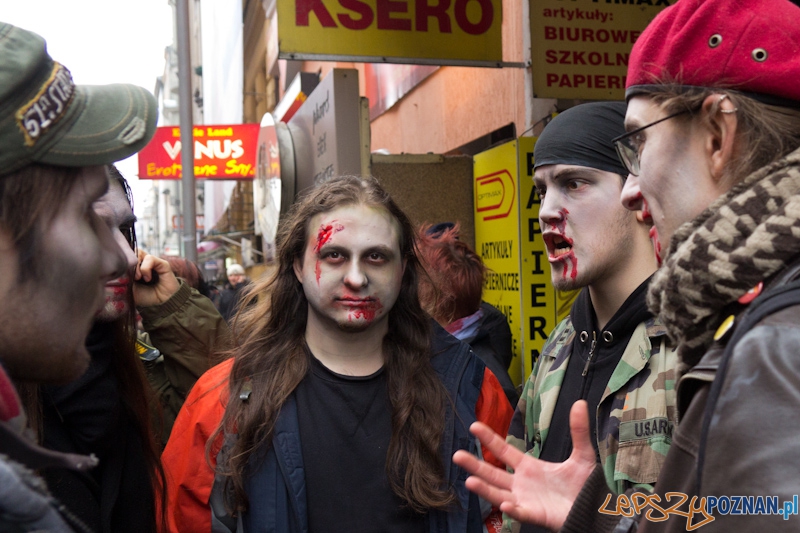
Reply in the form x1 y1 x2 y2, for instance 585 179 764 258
133 250 181 307
452 400 596 531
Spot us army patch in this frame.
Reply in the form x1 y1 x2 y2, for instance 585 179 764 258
619 417 673 442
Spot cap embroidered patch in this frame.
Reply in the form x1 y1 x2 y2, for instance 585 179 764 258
119 116 147 145
15 62 75 146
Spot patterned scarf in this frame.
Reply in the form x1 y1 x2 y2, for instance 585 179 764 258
648 146 800 372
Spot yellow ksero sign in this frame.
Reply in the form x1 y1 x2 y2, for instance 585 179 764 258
278 0 502 65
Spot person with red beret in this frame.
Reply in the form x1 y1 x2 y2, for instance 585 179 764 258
453 0 800 531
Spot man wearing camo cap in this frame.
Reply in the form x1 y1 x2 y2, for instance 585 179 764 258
0 22 157 531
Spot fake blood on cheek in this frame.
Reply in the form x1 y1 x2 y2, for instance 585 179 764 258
562 254 578 280
550 209 577 279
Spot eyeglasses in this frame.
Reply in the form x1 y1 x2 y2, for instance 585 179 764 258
612 110 690 176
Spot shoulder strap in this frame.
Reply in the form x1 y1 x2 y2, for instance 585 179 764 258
696 276 800 493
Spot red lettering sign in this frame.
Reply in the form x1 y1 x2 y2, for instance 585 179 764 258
137 124 259 180
292 0 493 34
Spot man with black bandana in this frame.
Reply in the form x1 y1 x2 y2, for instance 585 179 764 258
503 102 678 533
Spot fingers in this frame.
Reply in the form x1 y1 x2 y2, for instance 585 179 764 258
470 422 527 471
464 475 515 511
453 450 514 491
139 254 171 278
133 253 180 306
568 400 596 466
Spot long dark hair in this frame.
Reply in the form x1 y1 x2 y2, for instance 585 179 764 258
0 164 79 282
109 165 166 530
212 176 456 513
111 301 167 531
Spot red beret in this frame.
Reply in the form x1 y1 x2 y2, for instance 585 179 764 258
626 0 800 107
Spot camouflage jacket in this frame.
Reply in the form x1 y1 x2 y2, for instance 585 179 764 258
504 315 678 532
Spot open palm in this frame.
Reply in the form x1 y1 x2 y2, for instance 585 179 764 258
453 400 597 531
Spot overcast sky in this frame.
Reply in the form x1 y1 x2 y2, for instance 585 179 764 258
3 0 174 203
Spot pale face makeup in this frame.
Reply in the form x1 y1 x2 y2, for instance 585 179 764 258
620 96 722 248
93 179 138 322
536 164 639 291
294 203 404 335
0 166 127 383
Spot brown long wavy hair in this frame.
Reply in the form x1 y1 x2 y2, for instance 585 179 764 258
109 167 167 531
211 176 456 514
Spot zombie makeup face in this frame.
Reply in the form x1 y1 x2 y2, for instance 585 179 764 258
294 203 404 335
0 166 127 383
620 96 723 249
92 179 138 322
535 164 639 291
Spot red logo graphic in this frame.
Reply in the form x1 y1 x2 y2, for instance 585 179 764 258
476 170 515 221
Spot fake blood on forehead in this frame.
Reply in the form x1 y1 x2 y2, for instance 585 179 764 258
313 222 344 253
313 222 344 284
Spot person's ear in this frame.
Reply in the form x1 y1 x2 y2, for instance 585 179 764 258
702 94 738 183
293 256 304 283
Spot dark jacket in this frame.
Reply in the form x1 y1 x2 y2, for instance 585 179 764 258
239 326 485 533
0 365 96 533
40 322 155 533
217 281 251 323
139 280 231 446
470 302 519 405
563 268 800 533
162 323 514 532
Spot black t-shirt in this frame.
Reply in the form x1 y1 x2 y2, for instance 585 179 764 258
296 353 428 533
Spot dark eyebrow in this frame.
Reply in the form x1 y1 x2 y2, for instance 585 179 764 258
623 118 642 133
318 243 396 260
551 167 604 182
363 245 396 259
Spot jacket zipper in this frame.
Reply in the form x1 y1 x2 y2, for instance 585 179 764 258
582 331 597 377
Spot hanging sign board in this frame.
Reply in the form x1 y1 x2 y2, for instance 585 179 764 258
137 124 259 179
530 0 672 100
277 0 502 66
288 69 363 194
474 137 578 386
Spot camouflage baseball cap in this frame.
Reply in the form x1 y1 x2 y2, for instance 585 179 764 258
0 22 158 177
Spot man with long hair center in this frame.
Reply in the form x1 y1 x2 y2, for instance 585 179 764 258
163 176 513 532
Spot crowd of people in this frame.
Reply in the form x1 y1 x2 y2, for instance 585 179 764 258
2 0 800 531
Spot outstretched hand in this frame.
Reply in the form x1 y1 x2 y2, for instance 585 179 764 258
453 400 596 531
133 250 181 307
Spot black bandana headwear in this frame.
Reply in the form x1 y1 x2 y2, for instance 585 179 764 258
533 101 628 178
